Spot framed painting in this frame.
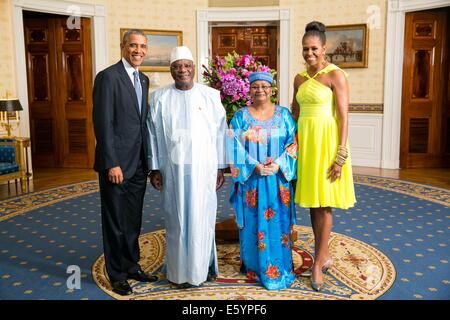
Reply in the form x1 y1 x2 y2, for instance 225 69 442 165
120 29 183 72
325 24 368 68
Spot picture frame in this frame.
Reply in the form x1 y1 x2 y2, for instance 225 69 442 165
325 24 368 68
218 34 236 49
251 34 269 48
120 28 183 72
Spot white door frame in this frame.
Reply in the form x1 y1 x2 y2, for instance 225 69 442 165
197 8 291 108
382 0 450 168
12 0 107 172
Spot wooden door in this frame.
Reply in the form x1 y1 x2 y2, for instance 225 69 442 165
443 11 450 166
442 26 450 167
400 9 450 168
212 26 278 71
24 14 94 168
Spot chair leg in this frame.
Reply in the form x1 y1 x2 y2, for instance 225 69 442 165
20 178 26 193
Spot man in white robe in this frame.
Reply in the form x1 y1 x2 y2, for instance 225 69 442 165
147 46 227 287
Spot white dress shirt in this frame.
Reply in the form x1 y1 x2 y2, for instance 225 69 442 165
121 57 140 88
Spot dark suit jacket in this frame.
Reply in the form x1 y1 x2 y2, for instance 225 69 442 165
92 60 150 179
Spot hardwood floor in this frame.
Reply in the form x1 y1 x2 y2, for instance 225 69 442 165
352 167 450 189
0 166 449 201
0 168 97 200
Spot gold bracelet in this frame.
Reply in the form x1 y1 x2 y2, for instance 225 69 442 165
335 145 348 166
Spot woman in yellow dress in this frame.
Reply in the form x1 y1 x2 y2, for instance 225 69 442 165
292 21 356 291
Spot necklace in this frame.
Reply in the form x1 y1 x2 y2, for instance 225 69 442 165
250 104 275 120
307 62 329 78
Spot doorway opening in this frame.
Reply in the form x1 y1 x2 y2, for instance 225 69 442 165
211 22 279 70
211 22 279 101
400 7 450 168
23 10 95 169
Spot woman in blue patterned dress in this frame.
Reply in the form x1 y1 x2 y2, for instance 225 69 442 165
227 71 298 290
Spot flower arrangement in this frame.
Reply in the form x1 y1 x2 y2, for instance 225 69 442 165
202 51 277 122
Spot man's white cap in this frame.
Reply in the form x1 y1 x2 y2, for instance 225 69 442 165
170 46 194 65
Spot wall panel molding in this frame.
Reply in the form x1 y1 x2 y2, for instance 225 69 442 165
349 103 383 113
349 113 383 167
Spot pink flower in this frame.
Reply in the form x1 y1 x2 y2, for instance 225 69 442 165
222 78 241 96
242 55 251 68
201 51 276 121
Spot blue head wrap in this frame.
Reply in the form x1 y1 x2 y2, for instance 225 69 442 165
248 71 273 85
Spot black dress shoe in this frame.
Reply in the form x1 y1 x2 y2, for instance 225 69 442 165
207 272 217 282
207 265 218 281
169 281 192 289
128 269 158 282
111 280 132 296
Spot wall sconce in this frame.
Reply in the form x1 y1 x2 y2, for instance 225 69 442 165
0 95 23 137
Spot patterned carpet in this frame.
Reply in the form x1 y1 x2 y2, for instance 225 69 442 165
0 175 449 300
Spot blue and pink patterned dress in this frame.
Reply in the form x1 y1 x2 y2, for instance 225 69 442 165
227 105 298 290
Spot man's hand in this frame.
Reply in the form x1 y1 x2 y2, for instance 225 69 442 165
108 166 124 184
216 169 225 190
149 170 163 191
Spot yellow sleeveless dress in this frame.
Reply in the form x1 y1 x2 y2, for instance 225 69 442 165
294 64 356 209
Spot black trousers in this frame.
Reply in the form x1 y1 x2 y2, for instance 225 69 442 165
98 159 147 282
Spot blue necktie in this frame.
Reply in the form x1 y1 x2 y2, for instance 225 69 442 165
133 71 142 113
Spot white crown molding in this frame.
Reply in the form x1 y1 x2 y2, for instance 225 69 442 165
279 8 290 21
94 4 106 17
399 0 450 12
197 8 291 108
200 7 282 22
13 0 97 17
